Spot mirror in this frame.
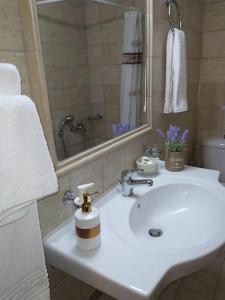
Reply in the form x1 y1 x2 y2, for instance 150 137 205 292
36 0 147 161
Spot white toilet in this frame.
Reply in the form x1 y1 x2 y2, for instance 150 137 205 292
203 137 225 182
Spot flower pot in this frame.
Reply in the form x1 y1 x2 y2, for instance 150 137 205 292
165 150 185 172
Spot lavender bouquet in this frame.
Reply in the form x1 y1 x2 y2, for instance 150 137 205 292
157 125 188 152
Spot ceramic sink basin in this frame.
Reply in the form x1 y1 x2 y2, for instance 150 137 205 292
44 163 225 300
110 181 225 256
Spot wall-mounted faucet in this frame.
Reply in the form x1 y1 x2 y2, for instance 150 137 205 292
72 120 89 132
58 115 89 137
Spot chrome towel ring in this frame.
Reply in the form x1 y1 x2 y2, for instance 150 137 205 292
165 0 182 32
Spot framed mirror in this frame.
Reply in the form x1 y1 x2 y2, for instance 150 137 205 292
18 0 152 175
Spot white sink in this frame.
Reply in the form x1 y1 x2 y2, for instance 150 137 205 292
110 181 225 255
44 163 225 300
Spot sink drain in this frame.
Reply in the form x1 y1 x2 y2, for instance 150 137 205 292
148 228 163 238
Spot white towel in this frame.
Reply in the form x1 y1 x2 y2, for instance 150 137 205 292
0 65 57 300
0 64 21 95
0 202 50 300
0 95 58 214
164 29 187 114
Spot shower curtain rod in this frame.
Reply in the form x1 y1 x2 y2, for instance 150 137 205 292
36 0 63 5
92 0 134 10
37 0 135 9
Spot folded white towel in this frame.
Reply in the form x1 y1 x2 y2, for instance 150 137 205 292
0 95 58 214
164 29 187 114
0 64 21 95
0 202 50 300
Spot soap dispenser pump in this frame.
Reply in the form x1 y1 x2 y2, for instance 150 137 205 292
75 183 101 250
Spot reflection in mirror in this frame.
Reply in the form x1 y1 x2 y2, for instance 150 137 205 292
36 0 146 161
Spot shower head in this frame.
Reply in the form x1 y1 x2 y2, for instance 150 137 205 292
58 114 74 136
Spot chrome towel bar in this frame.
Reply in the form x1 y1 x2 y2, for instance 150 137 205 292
165 0 182 32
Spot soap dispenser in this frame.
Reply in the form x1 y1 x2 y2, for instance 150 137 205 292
75 183 101 250
74 183 94 208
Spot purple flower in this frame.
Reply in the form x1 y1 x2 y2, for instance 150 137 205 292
181 129 189 142
156 128 166 138
167 125 180 142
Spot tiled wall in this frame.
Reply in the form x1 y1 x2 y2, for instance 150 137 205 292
196 0 225 166
0 1 31 96
38 1 94 160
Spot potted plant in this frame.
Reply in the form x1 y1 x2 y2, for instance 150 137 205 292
157 125 188 172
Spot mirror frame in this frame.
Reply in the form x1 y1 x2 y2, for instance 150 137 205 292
18 0 153 177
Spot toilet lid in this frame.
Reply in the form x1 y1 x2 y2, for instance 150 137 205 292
203 137 225 149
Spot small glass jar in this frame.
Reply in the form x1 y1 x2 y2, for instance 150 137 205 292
137 145 162 175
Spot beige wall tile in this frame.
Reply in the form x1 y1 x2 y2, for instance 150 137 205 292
198 83 225 108
87 45 102 66
186 29 202 59
187 83 199 111
0 0 24 51
202 31 225 58
90 85 104 104
102 65 121 85
200 58 225 83
152 57 166 95
102 43 123 66
102 147 126 191
69 159 103 197
86 25 101 46
104 84 120 104
125 133 151 169
204 1 225 32
104 103 120 123
183 0 203 32
152 15 169 58
101 19 124 44
198 107 223 130
37 175 73 236
84 2 99 26
187 59 201 84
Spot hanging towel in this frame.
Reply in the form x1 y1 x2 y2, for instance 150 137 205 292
0 63 21 95
164 28 187 114
0 202 50 300
0 95 58 213
0 63 57 300
120 10 143 127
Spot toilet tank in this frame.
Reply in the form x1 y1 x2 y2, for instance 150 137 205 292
203 137 225 181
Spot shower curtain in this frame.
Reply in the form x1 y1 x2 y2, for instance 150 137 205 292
120 10 143 128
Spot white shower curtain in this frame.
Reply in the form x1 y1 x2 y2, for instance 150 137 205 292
120 10 143 127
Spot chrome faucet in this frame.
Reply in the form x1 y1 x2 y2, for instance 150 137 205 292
120 169 153 196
